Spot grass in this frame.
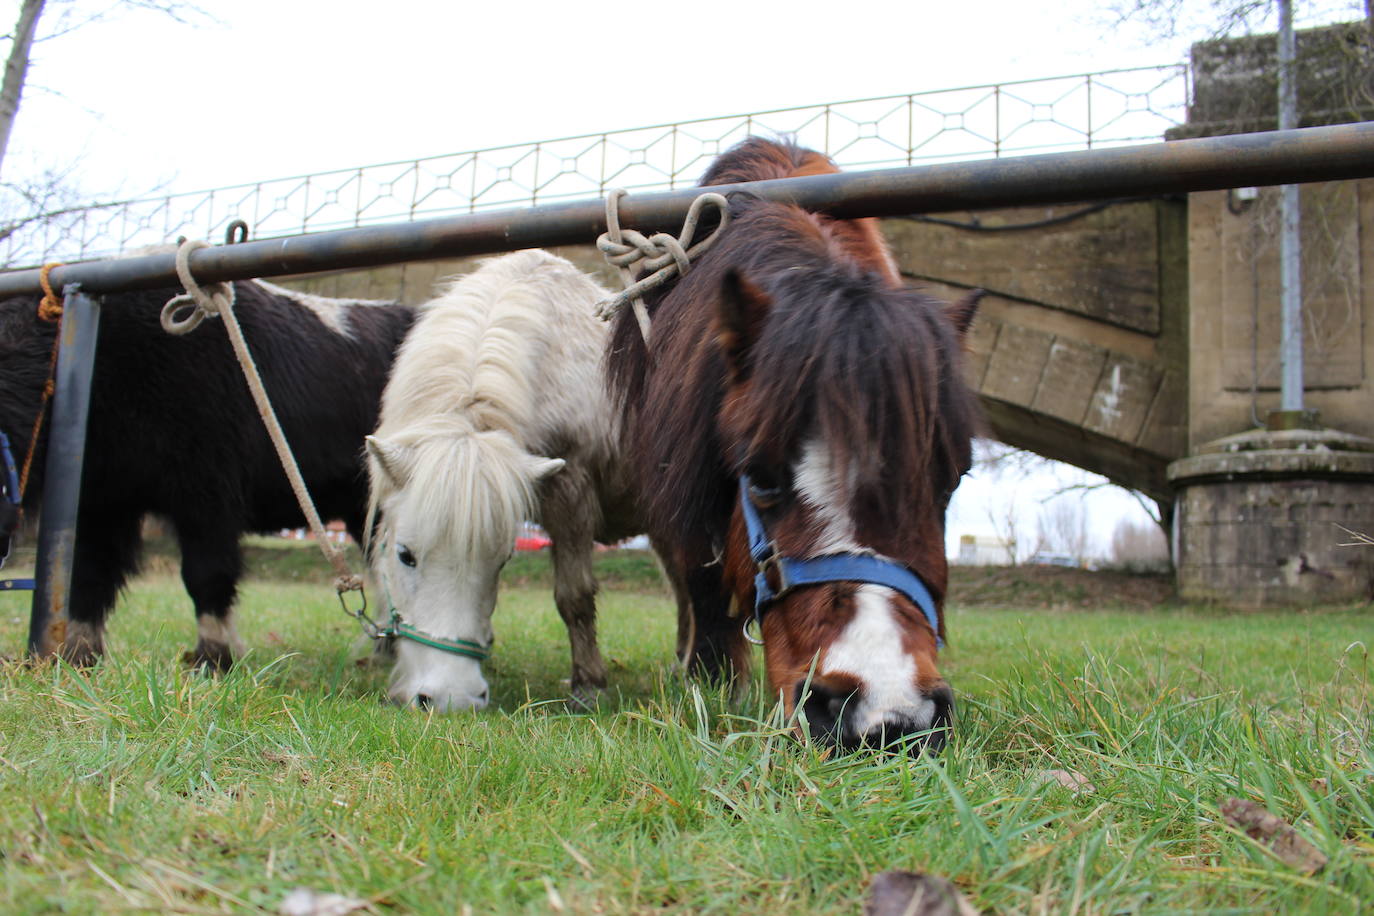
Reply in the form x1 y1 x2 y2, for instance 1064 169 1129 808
0 548 1370 913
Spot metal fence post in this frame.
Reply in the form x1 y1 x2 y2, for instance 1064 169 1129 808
27 286 101 657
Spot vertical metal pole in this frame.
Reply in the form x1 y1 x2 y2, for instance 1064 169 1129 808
27 287 101 657
1277 0 1304 412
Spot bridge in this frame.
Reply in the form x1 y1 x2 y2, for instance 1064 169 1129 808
1 64 1210 505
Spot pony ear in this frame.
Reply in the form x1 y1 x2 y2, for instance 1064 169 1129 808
365 435 412 488
715 268 773 380
526 455 566 480
945 288 984 338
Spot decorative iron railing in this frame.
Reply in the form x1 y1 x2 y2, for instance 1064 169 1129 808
1 64 1188 267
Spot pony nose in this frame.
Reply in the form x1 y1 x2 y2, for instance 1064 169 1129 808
795 679 858 747
415 694 433 710
794 680 954 753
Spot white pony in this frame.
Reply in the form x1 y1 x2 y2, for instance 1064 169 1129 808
365 249 642 711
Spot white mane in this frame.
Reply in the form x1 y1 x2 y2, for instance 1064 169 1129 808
367 249 611 561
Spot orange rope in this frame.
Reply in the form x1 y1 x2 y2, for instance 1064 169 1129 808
17 264 65 502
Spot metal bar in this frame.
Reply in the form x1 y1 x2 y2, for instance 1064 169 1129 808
1277 0 1304 412
4 122 1374 299
27 287 101 657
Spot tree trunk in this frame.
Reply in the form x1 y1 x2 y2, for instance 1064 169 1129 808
0 0 47 180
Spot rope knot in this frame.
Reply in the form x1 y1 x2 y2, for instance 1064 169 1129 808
335 573 365 594
595 189 731 342
161 239 236 335
37 263 63 322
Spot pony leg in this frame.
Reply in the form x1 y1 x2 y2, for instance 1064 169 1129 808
650 537 694 666
173 518 245 672
541 469 608 706
683 564 750 685
63 509 143 666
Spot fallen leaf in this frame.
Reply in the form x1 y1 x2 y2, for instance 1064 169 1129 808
1035 769 1096 795
864 870 979 916
1220 796 1328 874
279 887 369 916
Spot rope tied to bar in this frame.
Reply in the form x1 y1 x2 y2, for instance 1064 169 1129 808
17 264 67 503
161 240 233 336
595 189 731 343
161 240 366 603
37 263 63 322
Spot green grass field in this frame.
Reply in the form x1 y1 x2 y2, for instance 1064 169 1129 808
0 548 1370 914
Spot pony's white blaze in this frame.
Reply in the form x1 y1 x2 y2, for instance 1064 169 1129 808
793 438 860 553
793 439 936 735
821 585 937 734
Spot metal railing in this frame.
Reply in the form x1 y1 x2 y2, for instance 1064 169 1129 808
13 121 1374 655
0 64 1188 267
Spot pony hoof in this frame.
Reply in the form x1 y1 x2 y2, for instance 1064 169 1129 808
60 621 105 668
60 646 102 668
183 642 235 674
567 683 606 710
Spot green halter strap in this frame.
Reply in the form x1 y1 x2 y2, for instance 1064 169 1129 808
377 578 493 661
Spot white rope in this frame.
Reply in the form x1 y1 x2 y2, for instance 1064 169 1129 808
161 239 364 597
595 189 731 343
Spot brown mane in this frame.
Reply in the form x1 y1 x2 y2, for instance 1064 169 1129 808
698 137 900 284
607 137 978 585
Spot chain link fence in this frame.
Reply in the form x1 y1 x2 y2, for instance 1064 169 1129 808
1 64 1188 268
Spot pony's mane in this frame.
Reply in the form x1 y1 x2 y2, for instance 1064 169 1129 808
698 135 840 185
372 429 542 563
606 138 977 562
727 225 978 551
368 250 604 558
378 250 569 439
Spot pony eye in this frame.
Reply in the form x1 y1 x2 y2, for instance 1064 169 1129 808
397 545 417 568
747 469 785 508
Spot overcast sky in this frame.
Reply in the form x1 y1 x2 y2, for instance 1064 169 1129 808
11 0 1211 195
6 0 1365 557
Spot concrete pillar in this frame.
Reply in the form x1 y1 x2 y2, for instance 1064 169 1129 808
1168 427 1374 605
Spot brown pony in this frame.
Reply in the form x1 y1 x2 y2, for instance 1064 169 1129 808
607 137 981 751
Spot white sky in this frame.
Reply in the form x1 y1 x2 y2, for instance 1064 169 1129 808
10 0 1205 195
6 0 1363 559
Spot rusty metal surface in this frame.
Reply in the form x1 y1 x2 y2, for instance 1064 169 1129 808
27 289 100 657
1 122 1370 300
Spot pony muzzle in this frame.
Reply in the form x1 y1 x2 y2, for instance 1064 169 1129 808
794 679 953 753
387 641 491 712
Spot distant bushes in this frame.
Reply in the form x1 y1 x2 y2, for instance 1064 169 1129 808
1107 518 1171 573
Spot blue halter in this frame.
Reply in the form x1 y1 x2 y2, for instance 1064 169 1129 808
1 430 34 591
1 431 19 512
739 475 942 648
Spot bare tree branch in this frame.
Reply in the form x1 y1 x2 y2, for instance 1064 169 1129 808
36 0 215 42
0 0 46 179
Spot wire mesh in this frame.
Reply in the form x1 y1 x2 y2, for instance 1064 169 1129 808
1 65 1187 267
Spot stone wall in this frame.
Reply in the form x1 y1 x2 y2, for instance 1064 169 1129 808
1187 178 1374 449
884 200 1190 502
1169 21 1374 139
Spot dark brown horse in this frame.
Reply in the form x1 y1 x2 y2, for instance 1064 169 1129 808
607 137 981 751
